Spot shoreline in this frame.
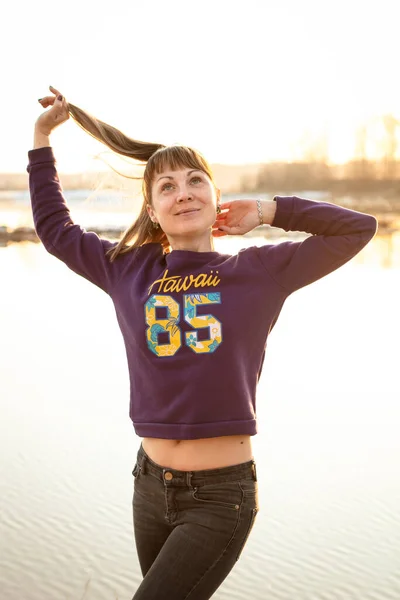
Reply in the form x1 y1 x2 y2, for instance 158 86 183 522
1 214 398 246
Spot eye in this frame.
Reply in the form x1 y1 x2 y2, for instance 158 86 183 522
161 182 174 192
190 176 202 184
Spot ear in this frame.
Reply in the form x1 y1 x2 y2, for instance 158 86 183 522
146 203 156 222
216 188 221 203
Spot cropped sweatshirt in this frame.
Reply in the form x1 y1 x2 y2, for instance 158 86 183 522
27 147 378 439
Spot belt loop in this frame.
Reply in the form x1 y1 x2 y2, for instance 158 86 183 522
186 471 193 488
252 460 257 482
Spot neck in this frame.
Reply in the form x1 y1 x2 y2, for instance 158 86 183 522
168 233 214 253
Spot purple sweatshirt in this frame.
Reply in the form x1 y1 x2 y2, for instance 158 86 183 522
27 147 377 439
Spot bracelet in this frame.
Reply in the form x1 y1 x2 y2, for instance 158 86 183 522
256 199 263 225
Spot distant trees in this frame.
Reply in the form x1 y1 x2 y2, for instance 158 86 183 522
381 114 400 179
246 114 400 193
253 161 332 192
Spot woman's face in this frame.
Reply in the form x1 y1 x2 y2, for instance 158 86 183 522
147 167 220 245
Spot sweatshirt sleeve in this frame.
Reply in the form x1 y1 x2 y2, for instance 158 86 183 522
27 146 128 295
255 195 378 294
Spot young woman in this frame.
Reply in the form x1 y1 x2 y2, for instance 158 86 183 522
29 86 377 600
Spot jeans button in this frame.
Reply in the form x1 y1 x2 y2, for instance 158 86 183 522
164 471 173 481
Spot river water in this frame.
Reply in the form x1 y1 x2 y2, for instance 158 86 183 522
0 221 400 599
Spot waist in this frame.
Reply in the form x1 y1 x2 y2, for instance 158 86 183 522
141 434 253 470
137 440 257 483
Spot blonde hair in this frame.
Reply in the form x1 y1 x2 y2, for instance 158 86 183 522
68 103 216 262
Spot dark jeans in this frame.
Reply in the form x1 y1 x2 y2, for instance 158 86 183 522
131 442 259 600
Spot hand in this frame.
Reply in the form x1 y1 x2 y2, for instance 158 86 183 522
212 199 261 237
35 85 69 135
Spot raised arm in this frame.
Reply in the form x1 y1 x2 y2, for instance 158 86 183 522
28 87 128 295
215 196 377 294
256 196 377 293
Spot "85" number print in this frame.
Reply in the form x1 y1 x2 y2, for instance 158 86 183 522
144 293 222 357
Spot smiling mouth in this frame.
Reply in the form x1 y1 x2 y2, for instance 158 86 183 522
176 209 200 216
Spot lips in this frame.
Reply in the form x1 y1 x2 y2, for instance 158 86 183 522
175 209 200 216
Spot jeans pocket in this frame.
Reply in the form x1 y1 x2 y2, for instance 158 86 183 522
236 507 259 561
191 481 242 511
238 479 258 497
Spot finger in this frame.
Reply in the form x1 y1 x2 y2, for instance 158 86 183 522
213 221 227 230
50 86 66 108
49 85 62 96
211 221 225 231
52 93 66 117
212 229 227 238
218 225 241 235
218 202 232 210
38 94 65 112
38 96 55 107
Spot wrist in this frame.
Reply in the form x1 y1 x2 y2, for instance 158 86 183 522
259 200 277 226
33 126 51 149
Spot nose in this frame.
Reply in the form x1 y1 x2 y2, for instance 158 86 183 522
176 185 193 202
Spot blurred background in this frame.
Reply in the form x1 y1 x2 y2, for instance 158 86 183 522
1 1 399 599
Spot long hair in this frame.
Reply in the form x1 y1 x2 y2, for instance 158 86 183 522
68 103 216 263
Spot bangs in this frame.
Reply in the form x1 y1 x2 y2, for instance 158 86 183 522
145 146 214 181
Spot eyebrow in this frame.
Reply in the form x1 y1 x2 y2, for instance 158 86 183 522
156 169 203 183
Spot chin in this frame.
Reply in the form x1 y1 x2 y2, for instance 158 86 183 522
175 220 211 235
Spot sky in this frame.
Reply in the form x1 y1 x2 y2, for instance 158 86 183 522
1 0 400 173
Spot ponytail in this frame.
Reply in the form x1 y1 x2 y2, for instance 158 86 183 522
68 103 164 161
68 102 169 261
67 103 215 263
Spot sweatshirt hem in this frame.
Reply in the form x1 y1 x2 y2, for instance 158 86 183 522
133 419 257 440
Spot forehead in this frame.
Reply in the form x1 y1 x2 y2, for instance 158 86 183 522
155 168 204 182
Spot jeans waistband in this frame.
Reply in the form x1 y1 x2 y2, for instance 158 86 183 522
136 442 257 487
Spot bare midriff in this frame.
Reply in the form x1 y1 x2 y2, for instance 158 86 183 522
141 434 253 471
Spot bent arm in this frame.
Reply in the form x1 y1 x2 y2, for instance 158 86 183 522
256 196 378 293
27 146 126 295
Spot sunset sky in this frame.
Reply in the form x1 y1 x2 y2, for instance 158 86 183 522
1 0 399 173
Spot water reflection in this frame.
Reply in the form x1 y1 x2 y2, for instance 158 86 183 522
225 229 400 270
365 230 400 268
0 234 399 600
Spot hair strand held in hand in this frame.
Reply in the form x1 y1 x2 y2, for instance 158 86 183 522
67 103 216 262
